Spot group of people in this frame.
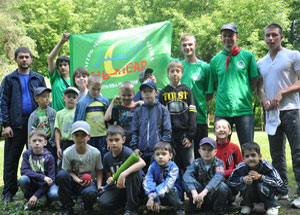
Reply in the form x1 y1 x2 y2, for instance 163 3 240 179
0 22 300 215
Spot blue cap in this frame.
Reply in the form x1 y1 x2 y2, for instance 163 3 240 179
140 80 157 91
221 23 238 33
199 137 216 149
34 87 52 97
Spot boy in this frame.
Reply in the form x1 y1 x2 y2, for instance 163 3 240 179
180 33 214 158
74 74 110 159
228 142 283 215
130 80 172 169
19 129 58 210
215 119 243 178
55 87 79 162
48 33 71 111
183 137 229 215
98 125 145 215
159 60 197 171
143 141 185 215
72 67 90 100
28 87 56 158
105 81 139 146
56 121 103 214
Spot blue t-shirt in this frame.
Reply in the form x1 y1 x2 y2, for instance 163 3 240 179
18 73 33 115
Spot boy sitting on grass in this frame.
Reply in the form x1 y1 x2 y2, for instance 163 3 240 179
98 125 145 215
229 142 283 215
183 137 229 215
144 141 185 215
19 129 58 210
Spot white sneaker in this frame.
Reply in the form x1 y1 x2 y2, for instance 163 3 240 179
241 206 251 214
275 194 289 200
291 196 300 208
266 206 279 215
24 203 33 210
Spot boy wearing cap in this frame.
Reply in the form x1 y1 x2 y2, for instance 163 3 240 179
210 23 258 146
133 68 159 102
130 80 172 170
54 87 79 165
183 137 229 215
56 121 103 214
28 87 56 158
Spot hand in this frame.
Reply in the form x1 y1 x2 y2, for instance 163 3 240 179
272 91 282 109
28 195 38 207
153 202 160 213
182 138 192 148
243 175 253 185
134 149 142 156
106 177 114 186
62 33 71 42
112 96 121 104
57 147 62 159
249 170 262 181
4 126 13 138
191 191 202 208
98 186 104 193
80 179 92 187
262 99 273 111
146 197 155 211
116 172 126 189
44 176 53 186
134 101 144 107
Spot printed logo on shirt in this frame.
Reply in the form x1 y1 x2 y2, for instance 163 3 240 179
237 60 246 69
192 72 201 81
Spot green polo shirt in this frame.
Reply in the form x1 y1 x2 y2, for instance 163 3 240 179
181 60 214 125
210 49 258 117
49 68 71 111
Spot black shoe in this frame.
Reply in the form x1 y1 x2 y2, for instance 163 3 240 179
2 192 13 202
124 210 138 215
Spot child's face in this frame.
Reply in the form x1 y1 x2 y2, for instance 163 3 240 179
199 144 216 163
120 88 134 106
214 119 231 141
168 66 183 86
75 74 88 90
72 131 90 146
181 37 197 57
88 82 101 99
243 149 261 169
106 133 125 154
141 87 156 104
57 61 70 77
63 92 78 109
154 148 172 166
35 91 50 109
30 134 47 155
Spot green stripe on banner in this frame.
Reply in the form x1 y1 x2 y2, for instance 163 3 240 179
70 21 173 98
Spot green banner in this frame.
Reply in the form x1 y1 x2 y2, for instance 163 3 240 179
70 21 172 98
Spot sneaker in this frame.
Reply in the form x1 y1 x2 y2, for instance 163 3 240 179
241 206 251 214
275 194 289 200
291 196 300 208
175 209 185 215
124 210 138 215
266 206 279 215
24 203 33 210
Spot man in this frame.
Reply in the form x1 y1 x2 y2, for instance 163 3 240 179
1 47 46 201
210 24 258 146
180 33 214 158
257 23 300 207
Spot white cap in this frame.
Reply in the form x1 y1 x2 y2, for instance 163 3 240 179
71 121 90 135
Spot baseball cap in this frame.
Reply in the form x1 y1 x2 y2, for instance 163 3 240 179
220 23 238 33
139 80 157 91
71 121 90 135
139 68 154 83
34 87 52 97
199 137 216 149
63 87 79 96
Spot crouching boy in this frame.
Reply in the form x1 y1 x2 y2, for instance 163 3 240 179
19 129 58 210
228 142 282 215
56 121 103 214
143 142 185 215
183 137 229 215
98 125 145 215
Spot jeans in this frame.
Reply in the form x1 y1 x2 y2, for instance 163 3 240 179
215 114 254 146
268 109 300 195
18 175 58 201
88 136 107 161
159 186 184 210
56 169 99 209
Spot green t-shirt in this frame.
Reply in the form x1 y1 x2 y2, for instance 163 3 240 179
36 108 51 137
85 101 106 137
181 60 214 124
54 108 75 141
49 68 71 111
210 49 258 117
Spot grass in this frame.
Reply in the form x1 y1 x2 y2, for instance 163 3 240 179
0 131 297 214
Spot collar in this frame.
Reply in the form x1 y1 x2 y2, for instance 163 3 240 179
216 139 230 148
